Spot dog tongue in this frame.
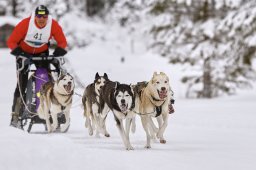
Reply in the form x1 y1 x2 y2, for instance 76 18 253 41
159 91 167 99
120 105 127 112
65 84 71 93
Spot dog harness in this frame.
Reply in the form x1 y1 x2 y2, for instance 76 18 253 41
50 89 73 111
150 95 166 117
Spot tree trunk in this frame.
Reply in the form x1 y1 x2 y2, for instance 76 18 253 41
86 0 105 17
11 0 17 17
202 57 212 98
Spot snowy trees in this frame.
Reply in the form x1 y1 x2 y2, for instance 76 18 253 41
86 0 116 17
3 0 256 98
147 0 256 98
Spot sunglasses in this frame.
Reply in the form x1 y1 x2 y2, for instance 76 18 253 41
36 14 48 19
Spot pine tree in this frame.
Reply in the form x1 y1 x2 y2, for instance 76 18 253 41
148 0 256 98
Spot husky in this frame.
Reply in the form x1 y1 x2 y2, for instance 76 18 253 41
133 72 172 148
82 72 110 137
100 81 136 150
37 73 75 133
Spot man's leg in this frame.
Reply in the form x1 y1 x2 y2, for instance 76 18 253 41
10 86 22 127
10 68 28 128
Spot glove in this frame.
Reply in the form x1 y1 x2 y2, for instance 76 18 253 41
11 47 23 56
53 47 67 57
171 99 175 104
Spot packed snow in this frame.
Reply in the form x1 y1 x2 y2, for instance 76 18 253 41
1 1 256 169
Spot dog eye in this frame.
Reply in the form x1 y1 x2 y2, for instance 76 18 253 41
156 81 160 84
96 82 100 84
125 95 130 97
118 95 122 98
64 79 66 81
165 81 167 83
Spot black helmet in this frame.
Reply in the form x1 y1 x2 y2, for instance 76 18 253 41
35 5 49 15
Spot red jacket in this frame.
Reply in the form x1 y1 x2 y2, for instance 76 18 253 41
7 16 67 54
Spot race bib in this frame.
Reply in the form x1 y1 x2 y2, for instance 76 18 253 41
24 13 52 48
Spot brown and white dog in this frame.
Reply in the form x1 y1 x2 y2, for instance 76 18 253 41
133 72 172 148
37 73 75 133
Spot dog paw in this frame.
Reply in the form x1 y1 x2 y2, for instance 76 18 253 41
144 145 151 149
126 146 134 150
88 129 93 136
160 139 166 144
105 133 110 137
61 124 70 133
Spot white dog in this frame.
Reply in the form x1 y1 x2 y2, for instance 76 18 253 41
133 72 172 148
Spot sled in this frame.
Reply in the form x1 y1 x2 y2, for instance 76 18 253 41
15 53 69 133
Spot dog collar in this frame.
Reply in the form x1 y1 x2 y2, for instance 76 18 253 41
57 90 74 96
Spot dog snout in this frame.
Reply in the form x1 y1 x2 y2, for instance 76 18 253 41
121 99 125 104
161 87 166 91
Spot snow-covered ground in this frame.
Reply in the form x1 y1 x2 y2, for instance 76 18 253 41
0 45 256 170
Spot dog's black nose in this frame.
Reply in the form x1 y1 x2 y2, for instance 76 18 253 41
68 81 72 85
121 99 125 104
161 87 166 91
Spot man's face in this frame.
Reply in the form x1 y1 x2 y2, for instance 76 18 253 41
35 14 48 28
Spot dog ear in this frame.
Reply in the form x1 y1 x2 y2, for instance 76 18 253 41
153 71 158 77
114 82 119 97
103 73 108 80
130 84 134 95
58 71 64 79
160 72 166 76
95 72 100 79
58 69 68 79
115 81 119 89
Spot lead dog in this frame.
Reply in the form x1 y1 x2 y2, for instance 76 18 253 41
82 72 110 137
133 72 172 148
37 73 75 133
99 81 136 150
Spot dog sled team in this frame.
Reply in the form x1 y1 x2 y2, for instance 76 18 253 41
39 71 175 150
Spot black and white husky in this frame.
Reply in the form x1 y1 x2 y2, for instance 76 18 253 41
82 73 110 137
99 81 136 150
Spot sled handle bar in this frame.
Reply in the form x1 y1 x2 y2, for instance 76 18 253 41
31 55 65 65
16 53 65 72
